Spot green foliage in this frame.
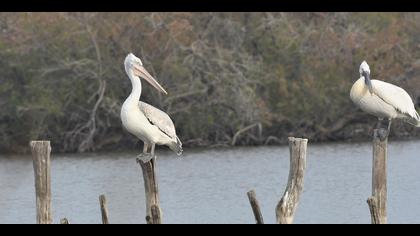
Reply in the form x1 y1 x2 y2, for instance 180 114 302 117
1 12 420 153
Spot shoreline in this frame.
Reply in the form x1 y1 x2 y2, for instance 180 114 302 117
1 136 419 156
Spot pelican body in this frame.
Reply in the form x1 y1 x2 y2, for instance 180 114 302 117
350 61 420 133
121 53 182 161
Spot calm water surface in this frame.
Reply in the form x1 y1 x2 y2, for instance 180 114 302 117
0 140 420 224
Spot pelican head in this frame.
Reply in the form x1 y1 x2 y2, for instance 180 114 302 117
359 60 373 94
124 53 168 95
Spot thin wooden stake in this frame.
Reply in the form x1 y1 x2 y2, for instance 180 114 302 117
30 140 52 224
276 137 308 224
137 156 162 224
247 190 264 224
367 129 387 224
99 194 109 224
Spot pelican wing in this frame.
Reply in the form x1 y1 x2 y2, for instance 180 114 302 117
139 101 177 139
372 80 419 119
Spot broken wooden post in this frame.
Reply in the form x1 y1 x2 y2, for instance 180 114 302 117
60 218 69 224
247 189 264 224
30 140 52 224
99 194 109 224
367 129 387 224
136 156 162 224
275 137 308 224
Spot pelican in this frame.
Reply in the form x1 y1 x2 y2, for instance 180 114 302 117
121 53 182 162
350 60 420 135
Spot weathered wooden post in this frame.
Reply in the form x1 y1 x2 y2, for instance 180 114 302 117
276 137 308 224
367 129 387 224
136 156 162 224
151 204 162 224
30 140 52 224
247 189 264 224
99 194 109 224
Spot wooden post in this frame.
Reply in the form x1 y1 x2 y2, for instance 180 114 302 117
99 194 109 224
151 204 162 224
60 218 69 224
276 137 308 224
136 156 162 224
30 140 52 224
247 190 264 224
367 129 387 224
367 197 380 224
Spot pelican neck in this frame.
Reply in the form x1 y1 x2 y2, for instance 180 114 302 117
128 74 142 103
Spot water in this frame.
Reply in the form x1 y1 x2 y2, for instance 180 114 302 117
0 140 420 224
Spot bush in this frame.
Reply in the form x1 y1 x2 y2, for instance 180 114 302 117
0 12 419 153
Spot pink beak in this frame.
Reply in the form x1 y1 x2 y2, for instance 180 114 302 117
133 64 168 95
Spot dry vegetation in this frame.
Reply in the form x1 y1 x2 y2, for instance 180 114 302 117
1 12 420 153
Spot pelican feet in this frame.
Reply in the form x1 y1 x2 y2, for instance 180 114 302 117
374 119 391 141
376 128 389 141
136 153 154 163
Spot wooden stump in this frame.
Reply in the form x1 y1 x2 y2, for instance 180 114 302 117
99 194 109 224
276 137 308 224
30 141 52 224
137 156 162 224
247 190 264 224
367 129 387 224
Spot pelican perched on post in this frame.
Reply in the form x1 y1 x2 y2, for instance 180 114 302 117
350 60 420 135
121 53 182 162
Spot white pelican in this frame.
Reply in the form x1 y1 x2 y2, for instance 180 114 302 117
350 61 420 135
121 53 182 162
